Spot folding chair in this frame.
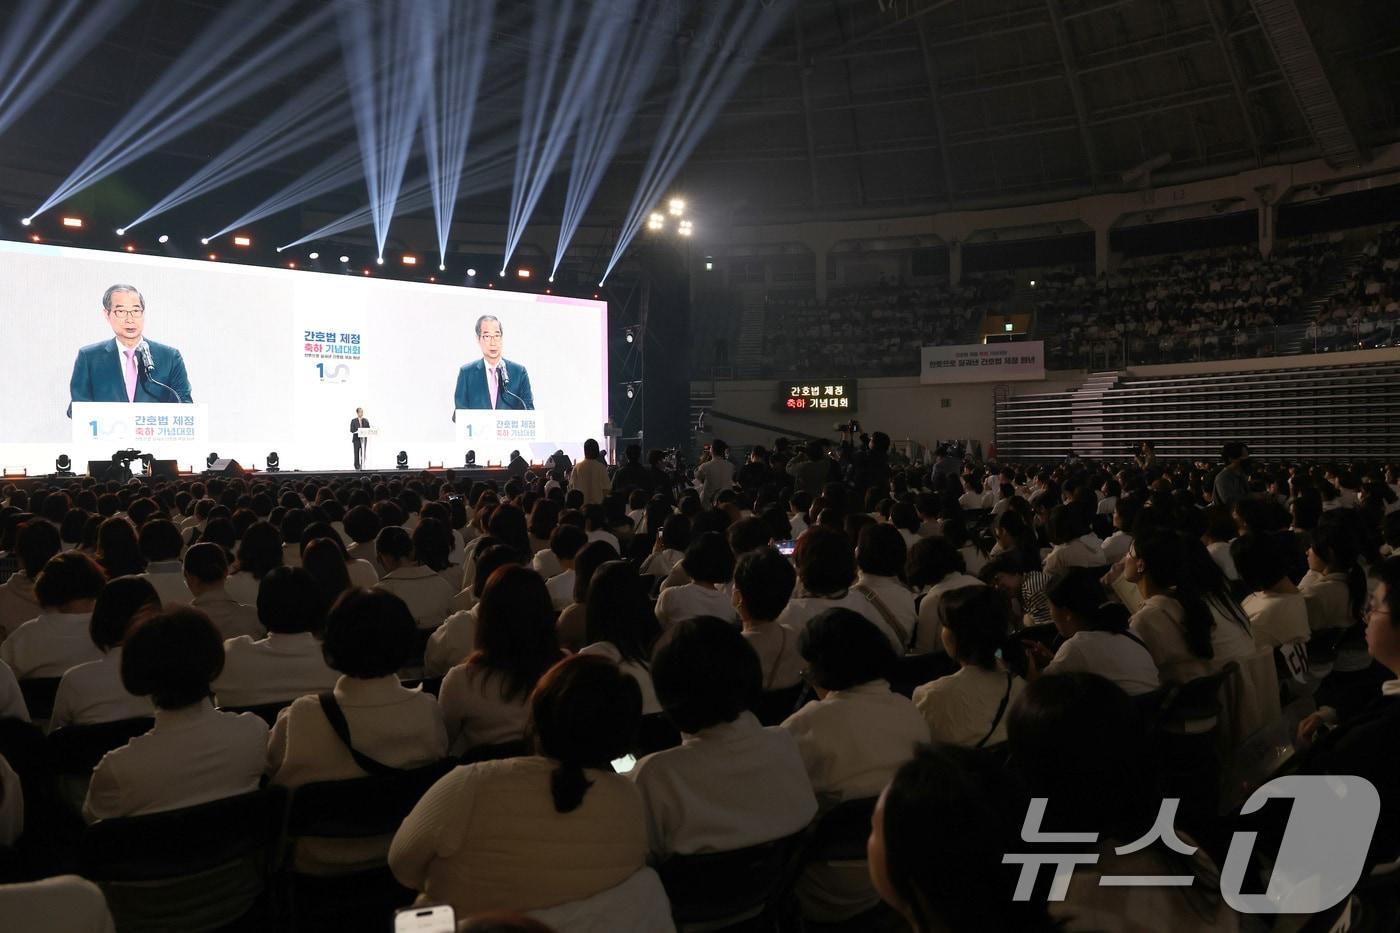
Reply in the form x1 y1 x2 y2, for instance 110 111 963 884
657 827 812 931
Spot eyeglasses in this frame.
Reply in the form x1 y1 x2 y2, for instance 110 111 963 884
108 308 144 319
478 332 502 342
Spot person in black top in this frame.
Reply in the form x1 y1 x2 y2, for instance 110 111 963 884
350 408 370 469
612 445 652 498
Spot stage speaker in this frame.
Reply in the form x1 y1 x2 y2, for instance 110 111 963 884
147 459 179 479
207 459 244 475
88 460 130 482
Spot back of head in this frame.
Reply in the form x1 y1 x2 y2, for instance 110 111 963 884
726 516 770 556
121 608 225 709
584 561 659 664
660 513 692 552
652 616 762 733
411 517 453 572
733 547 796 622
857 522 907 578
1045 566 1128 633
302 538 352 607
182 541 229 585
256 566 326 635
904 535 964 588
375 525 414 563
1230 532 1294 592
800 608 896 690
681 531 736 585
322 588 417 678
138 518 184 562
943 586 1014 668
474 565 561 701
472 545 520 600
90 575 160 651
571 538 619 604
794 525 856 595
237 520 284 578
583 438 600 459
16 519 62 577
548 523 587 561
34 551 106 609
878 745 1054 933
529 655 641 813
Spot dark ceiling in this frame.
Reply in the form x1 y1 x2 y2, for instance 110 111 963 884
1 0 1397 245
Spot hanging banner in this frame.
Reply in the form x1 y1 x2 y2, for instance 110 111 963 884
920 341 1045 384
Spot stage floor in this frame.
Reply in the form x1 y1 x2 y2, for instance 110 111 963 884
6 466 518 489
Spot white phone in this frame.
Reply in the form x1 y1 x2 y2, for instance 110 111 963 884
394 905 456 932
612 753 638 774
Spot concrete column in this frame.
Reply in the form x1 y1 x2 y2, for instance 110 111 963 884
948 239 962 287
1094 223 1111 276
1257 196 1277 258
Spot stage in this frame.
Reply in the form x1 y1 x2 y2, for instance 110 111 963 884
3 466 521 491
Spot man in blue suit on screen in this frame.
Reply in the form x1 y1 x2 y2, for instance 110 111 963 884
453 314 535 410
68 284 193 417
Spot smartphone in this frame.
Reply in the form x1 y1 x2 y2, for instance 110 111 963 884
394 905 455 932
612 753 637 774
777 539 796 557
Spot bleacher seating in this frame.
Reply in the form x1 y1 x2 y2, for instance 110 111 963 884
995 358 1400 460
757 274 1012 377
1307 224 1400 351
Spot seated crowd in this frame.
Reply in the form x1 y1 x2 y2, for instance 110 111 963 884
0 432 1398 932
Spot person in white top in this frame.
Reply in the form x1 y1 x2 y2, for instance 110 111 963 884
852 524 917 647
0 519 60 643
912 586 1025 747
0 551 105 679
425 543 519 679
582 504 621 553
137 519 193 608
49 576 159 732
775 527 904 654
212 567 338 709
696 440 738 505
1097 479 1120 516
542 524 588 611
1041 505 1105 576
438 566 565 756
1232 532 1311 649
631 617 817 862
906 536 987 656
84 608 269 823
342 505 383 576
569 440 613 506
780 609 928 923
654 532 739 628
639 514 689 579
1025 567 1160 697
267 588 448 874
1099 494 1138 566
0 875 117 933
733 548 804 691
375 526 454 630
1120 529 1256 684
577 562 663 714
1299 521 1365 632
957 474 993 511
181 542 263 640
224 519 284 606
300 521 379 590
0 659 28 721
410 517 462 596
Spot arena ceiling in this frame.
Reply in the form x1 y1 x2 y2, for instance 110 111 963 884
2 0 1397 240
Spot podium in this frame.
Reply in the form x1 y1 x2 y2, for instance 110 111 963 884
355 427 379 469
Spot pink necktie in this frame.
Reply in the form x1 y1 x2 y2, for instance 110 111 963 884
488 365 499 409
124 349 138 402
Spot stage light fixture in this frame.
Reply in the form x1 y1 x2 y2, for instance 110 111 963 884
55 454 73 476
1005 322 1014 333
308 252 319 260
678 222 693 237
402 255 417 266
647 213 664 232
668 198 685 216
429 276 436 283
466 268 477 277
30 234 39 242
266 452 280 472
208 253 218 261
465 450 477 466
288 261 296 268
1030 279 1037 287
158 234 169 244
200 237 210 245
625 384 635 399
115 227 125 235
339 255 350 263
548 274 555 283
395 450 409 470
517 269 530 279
233 235 251 247
206 452 219 467
62 216 83 228
19 217 30 226
438 263 445 271
498 270 506 278
275 246 284 253
705 258 714 270
624 327 636 345
125 245 135 252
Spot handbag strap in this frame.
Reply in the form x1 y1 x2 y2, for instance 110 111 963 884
852 583 911 650
317 693 401 777
976 674 1014 749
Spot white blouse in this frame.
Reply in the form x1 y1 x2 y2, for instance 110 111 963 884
1129 594 1256 684
913 665 1025 747
0 611 101 679
377 565 456 630
424 607 478 678
577 641 661 715
741 622 804 690
1242 591 1310 649
654 583 738 629
1042 630 1161 697
912 573 985 655
212 632 338 708
438 664 533 754
48 648 154 732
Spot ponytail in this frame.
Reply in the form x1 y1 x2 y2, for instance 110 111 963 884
550 761 594 814
1175 591 1215 661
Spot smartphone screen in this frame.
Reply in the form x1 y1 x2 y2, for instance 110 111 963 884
395 905 455 933
777 539 796 556
612 754 637 774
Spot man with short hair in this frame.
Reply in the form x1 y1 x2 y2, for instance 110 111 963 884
570 439 611 506
1213 441 1251 506
68 284 194 417
697 440 737 505
183 542 262 640
453 314 535 410
350 407 371 470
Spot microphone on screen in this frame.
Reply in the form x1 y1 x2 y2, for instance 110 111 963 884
137 340 155 374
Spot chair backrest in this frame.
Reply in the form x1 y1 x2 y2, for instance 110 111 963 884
18 677 61 720
217 700 292 726
81 789 279 882
808 797 877 863
283 761 452 840
47 717 154 773
1160 663 1236 733
658 828 811 926
752 684 806 727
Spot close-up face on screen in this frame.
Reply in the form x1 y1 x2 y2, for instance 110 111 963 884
0 240 608 473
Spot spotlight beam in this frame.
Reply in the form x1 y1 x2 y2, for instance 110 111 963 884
602 0 792 283
32 0 338 220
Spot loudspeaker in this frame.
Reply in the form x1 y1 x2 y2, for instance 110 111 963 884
88 460 130 481
147 459 179 479
207 459 244 475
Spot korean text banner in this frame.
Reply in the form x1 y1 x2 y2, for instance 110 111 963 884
0 240 608 473
920 341 1045 384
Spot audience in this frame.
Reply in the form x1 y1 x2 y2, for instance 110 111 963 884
376 526 455 630
905 536 984 656
1030 567 1160 696
578 562 663 714
653 532 738 627
182 542 262 640
1231 531 1311 649
212 567 338 708
0 552 106 679
48 576 159 731
732 547 803 690
776 526 903 652
0 520 60 641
